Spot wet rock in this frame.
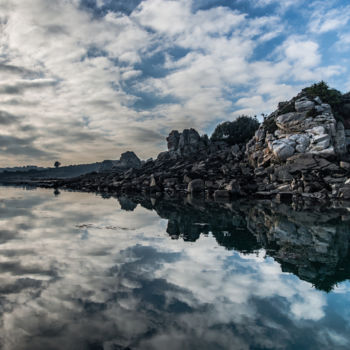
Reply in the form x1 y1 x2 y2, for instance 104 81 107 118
339 186 350 200
214 190 231 200
187 179 204 193
225 180 241 195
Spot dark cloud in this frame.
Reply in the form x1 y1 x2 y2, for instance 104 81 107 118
128 127 164 143
80 0 143 16
0 80 57 95
0 98 39 106
0 135 56 159
0 278 42 294
0 260 57 277
0 63 37 77
42 24 68 36
0 110 19 125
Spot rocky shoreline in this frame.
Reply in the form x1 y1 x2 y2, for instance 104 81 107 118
3 84 350 203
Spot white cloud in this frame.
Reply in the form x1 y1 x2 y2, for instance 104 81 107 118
309 4 350 33
0 0 346 166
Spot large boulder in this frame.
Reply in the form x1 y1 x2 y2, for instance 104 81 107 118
110 151 142 172
187 179 204 193
269 139 295 161
118 151 141 169
294 97 315 112
163 128 210 158
167 130 180 151
178 129 201 156
246 93 345 167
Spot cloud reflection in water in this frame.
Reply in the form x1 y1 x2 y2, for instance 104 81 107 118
0 187 349 349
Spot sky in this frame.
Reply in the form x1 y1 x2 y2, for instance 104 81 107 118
0 0 350 167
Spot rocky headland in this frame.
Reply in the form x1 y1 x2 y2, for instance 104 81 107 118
6 83 350 204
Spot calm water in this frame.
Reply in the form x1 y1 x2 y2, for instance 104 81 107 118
0 186 350 350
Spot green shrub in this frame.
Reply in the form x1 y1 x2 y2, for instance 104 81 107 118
211 115 260 145
302 81 342 106
277 101 295 115
306 108 318 118
262 116 278 134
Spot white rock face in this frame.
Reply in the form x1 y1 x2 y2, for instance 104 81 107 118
270 139 295 161
276 112 307 132
315 103 331 113
288 134 310 153
295 98 315 112
247 95 348 166
335 121 347 154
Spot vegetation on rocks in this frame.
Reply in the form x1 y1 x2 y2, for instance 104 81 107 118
211 115 260 145
302 81 346 122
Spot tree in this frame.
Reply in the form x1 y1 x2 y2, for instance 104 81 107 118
54 161 61 168
211 115 260 145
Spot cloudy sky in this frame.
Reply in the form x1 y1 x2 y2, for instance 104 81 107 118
0 0 350 167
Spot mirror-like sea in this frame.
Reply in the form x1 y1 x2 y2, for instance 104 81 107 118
0 186 350 350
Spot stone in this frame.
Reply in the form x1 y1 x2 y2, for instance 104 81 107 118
287 154 318 173
314 96 322 105
231 144 240 156
276 192 293 203
225 180 241 195
270 140 295 161
339 186 350 200
118 151 142 169
295 98 315 112
214 190 231 200
335 121 347 154
178 129 201 156
340 161 350 170
276 112 307 132
313 134 330 146
275 166 293 182
308 126 325 136
255 128 266 142
163 178 178 187
288 134 310 153
315 104 331 114
167 130 180 151
187 179 204 193
150 174 157 187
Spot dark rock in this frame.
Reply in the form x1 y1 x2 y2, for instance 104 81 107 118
214 190 231 200
339 186 350 200
167 130 180 151
187 179 204 193
276 192 293 203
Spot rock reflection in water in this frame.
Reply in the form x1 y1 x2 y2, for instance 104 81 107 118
0 187 350 350
118 195 350 292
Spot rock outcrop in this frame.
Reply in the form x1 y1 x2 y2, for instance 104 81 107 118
161 128 210 159
98 151 141 173
16 84 350 204
247 95 347 168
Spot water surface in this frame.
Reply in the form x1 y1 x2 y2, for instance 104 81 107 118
0 186 350 350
